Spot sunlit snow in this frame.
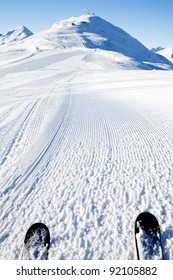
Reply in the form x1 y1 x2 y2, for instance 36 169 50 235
0 14 173 260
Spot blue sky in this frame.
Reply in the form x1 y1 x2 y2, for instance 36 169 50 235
0 0 172 48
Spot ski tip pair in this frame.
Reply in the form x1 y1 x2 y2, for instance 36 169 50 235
22 212 161 260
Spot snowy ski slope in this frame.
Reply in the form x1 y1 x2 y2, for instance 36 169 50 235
0 47 173 260
1 13 173 259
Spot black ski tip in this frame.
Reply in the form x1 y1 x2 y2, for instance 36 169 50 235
24 222 50 248
135 212 160 235
135 212 162 260
22 222 50 260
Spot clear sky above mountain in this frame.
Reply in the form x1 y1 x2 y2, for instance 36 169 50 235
1 0 172 48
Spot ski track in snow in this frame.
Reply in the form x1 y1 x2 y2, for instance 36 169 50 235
0 49 173 260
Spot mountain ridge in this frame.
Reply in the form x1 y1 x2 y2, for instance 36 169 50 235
0 14 172 70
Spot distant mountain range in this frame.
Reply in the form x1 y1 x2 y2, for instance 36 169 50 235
151 46 164 53
0 14 172 69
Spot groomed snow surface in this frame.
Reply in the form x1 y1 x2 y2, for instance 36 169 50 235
0 47 173 260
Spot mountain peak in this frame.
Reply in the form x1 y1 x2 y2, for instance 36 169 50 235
4 25 33 38
0 26 33 46
49 14 171 67
51 13 95 28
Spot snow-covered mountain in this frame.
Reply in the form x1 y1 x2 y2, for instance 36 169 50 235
157 47 173 63
25 14 171 66
0 14 172 70
0 26 33 45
